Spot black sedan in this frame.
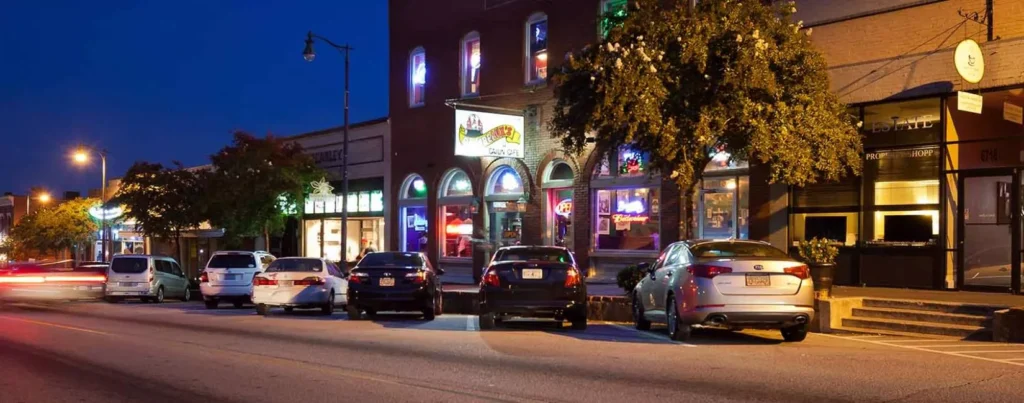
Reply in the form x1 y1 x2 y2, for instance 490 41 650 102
478 246 587 330
346 252 444 320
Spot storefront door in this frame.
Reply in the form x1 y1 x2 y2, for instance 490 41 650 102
698 176 748 239
958 170 1021 292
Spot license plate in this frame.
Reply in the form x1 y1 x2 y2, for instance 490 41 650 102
379 277 395 287
119 282 136 287
745 273 771 286
223 274 239 281
522 269 543 280
277 281 292 287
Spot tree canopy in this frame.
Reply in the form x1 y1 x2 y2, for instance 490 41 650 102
550 0 861 199
0 198 99 261
113 161 206 252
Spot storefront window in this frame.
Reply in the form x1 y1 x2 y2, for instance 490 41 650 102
486 166 524 247
705 151 749 172
617 147 648 177
442 205 473 257
525 13 548 83
790 178 860 246
600 0 628 39
550 188 573 247
865 146 940 245
594 187 660 250
443 170 473 197
399 174 428 253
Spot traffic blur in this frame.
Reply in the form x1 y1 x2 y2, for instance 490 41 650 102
0 262 108 302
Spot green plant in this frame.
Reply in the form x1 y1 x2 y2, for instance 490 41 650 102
797 237 838 265
616 264 647 295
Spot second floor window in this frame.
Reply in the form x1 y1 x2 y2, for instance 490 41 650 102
461 32 481 96
600 0 628 39
525 13 548 84
409 47 426 107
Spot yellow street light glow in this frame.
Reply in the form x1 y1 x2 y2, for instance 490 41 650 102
73 150 89 164
37 193 51 203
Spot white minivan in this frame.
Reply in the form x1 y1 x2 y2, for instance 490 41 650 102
199 251 275 309
105 255 190 303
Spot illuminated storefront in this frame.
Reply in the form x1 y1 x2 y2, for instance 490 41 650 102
302 178 386 263
485 166 525 247
590 146 662 265
398 174 429 253
542 160 575 248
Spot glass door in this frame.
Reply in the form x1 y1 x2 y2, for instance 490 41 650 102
959 172 1020 291
699 178 737 239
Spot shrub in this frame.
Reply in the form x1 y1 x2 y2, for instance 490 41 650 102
616 264 646 295
797 237 839 265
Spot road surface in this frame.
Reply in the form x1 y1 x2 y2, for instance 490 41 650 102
1 300 1022 402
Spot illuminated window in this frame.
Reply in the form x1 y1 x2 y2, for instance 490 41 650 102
593 187 660 251
525 13 548 84
486 166 523 196
441 169 473 198
600 0 628 39
461 32 481 96
399 174 428 252
409 47 426 107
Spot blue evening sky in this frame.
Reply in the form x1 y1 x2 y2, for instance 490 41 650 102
0 1 388 196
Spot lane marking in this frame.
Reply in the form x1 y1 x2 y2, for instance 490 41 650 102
946 350 1024 354
911 344 1020 349
465 315 478 332
0 315 111 336
817 333 1024 367
608 324 697 347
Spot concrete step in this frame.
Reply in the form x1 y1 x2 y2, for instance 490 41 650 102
851 307 991 328
841 317 992 340
832 326 960 340
862 298 1006 316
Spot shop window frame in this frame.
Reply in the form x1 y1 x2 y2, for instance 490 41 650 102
460 31 481 97
408 47 426 107
398 174 428 253
438 168 476 261
524 12 549 85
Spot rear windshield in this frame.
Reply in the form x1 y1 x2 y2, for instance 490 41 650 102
110 257 148 274
494 248 572 263
266 259 323 273
358 253 423 267
690 243 790 259
208 254 257 269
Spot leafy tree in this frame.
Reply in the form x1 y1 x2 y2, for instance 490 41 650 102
206 131 322 248
1 198 99 260
113 162 206 260
550 0 862 237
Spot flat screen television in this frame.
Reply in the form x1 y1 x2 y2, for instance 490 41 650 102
804 216 846 243
884 215 933 243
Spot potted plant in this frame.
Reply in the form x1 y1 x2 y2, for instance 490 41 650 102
797 237 839 299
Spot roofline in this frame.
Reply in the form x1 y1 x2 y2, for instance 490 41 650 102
285 116 390 140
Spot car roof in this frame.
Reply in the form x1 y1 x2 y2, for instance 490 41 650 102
683 239 773 247
496 245 570 251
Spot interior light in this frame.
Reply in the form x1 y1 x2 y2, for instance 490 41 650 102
413 179 425 192
453 179 470 191
725 180 737 190
413 63 427 85
470 49 481 69
536 52 548 61
500 172 519 191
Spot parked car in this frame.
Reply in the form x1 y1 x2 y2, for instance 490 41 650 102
252 257 347 316
346 252 443 321
632 240 814 342
104 255 190 303
478 246 587 330
0 262 107 302
199 250 275 309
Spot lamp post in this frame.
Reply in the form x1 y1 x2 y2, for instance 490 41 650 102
26 191 52 216
303 31 353 266
72 146 108 262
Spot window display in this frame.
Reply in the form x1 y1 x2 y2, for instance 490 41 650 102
550 189 573 248
409 48 426 106
526 14 548 82
442 205 473 257
399 174 428 252
594 187 660 250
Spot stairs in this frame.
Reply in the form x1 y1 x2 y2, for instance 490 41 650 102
838 298 1008 340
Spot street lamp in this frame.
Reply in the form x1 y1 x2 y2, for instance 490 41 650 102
72 145 109 262
26 191 52 215
303 31 354 265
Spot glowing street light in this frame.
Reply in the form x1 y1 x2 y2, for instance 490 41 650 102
71 145 109 262
37 193 51 203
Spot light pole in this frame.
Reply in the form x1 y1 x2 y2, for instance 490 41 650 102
303 31 353 265
72 146 108 262
26 191 52 215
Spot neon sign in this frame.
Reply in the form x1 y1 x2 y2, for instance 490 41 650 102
616 200 646 214
612 214 649 224
89 206 124 221
445 218 473 235
555 199 573 218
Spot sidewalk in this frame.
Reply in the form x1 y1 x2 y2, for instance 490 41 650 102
832 286 1024 307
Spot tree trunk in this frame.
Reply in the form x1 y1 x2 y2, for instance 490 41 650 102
682 185 698 240
263 225 270 253
175 229 183 264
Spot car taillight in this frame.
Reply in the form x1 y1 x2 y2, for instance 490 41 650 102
293 277 325 286
253 277 277 286
564 267 582 288
199 272 209 283
148 267 155 283
482 269 500 288
348 272 369 284
405 271 426 284
785 265 810 280
687 264 733 279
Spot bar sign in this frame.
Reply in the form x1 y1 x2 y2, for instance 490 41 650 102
1004 102 1023 125
958 91 983 114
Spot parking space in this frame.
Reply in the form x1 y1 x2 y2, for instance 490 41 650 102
820 333 1024 367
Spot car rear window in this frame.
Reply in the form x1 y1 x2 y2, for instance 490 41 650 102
110 257 148 273
207 254 257 269
690 243 790 259
358 253 423 267
266 259 323 273
494 248 572 263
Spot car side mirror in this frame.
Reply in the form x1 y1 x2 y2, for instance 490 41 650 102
636 262 651 273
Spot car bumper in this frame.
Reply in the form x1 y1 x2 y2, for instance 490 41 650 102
481 299 587 319
681 304 815 328
0 285 105 302
105 284 155 297
348 288 432 311
200 284 253 299
253 286 344 307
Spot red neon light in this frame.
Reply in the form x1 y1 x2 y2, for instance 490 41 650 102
612 214 649 224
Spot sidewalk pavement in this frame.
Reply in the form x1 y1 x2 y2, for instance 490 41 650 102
833 286 1024 307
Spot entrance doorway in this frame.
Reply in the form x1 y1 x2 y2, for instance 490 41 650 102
958 171 1021 293
698 176 749 239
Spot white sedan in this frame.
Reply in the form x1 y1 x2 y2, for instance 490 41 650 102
252 257 348 316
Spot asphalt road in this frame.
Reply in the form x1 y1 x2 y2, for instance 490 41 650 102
1 300 1023 403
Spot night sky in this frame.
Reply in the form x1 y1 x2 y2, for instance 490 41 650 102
1 1 388 196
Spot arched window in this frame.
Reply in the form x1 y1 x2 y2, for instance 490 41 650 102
460 31 481 96
524 13 548 84
398 174 428 252
542 160 576 247
409 47 426 107
486 166 524 198
485 166 525 247
438 169 475 258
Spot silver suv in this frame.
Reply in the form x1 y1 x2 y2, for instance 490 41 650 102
105 255 190 303
199 250 275 309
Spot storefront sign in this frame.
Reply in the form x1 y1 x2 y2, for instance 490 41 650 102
616 200 646 214
957 91 983 114
88 205 123 221
1004 102 1023 125
454 109 525 158
309 179 335 202
554 199 573 217
865 148 936 161
612 214 649 224
954 39 985 84
869 115 936 133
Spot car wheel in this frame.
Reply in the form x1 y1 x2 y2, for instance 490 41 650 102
346 304 362 320
632 293 651 331
478 312 496 330
256 304 269 316
181 288 191 302
570 313 588 331
104 296 121 304
154 287 165 303
781 324 808 342
204 299 218 309
433 293 444 316
423 306 436 321
666 295 691 342
233 301 244 309
321 292 335 315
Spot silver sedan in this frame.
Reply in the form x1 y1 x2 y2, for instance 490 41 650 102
632 240 815 342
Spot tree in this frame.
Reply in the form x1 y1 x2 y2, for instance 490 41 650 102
550 0 862 237
113 162 206 260
0 198 99 261
206 131 322 248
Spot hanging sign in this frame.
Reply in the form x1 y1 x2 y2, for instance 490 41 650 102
958 91 983 114
1004 102 1023 125
454 109 525 158
954 39 985 84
